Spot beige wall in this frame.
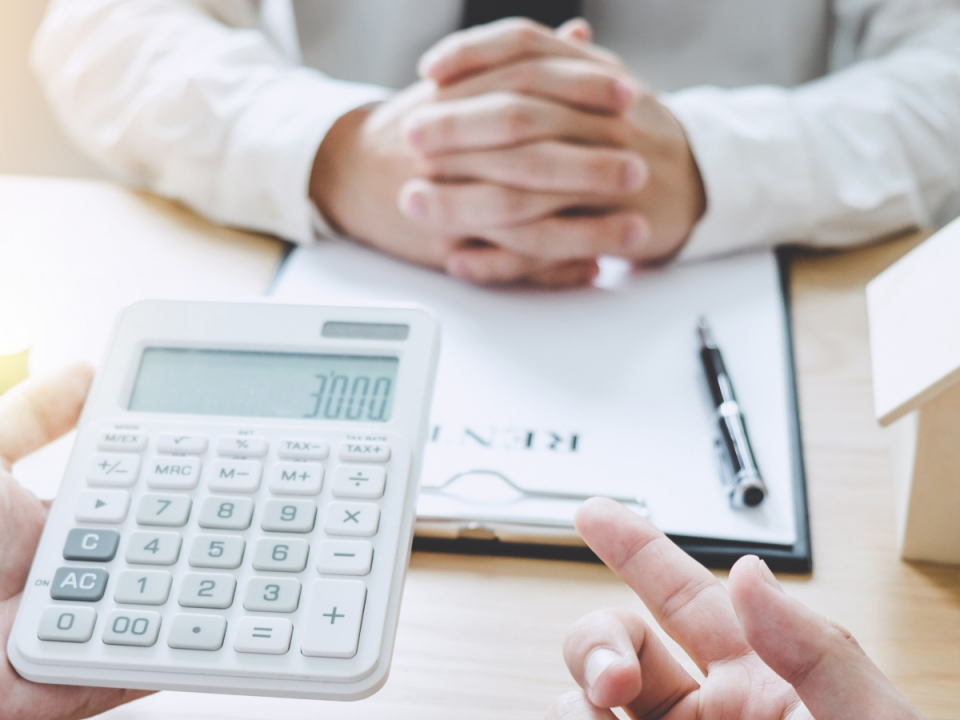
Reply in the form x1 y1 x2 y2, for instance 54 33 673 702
0 2 108 178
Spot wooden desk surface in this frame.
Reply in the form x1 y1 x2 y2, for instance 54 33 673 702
3 178 958 718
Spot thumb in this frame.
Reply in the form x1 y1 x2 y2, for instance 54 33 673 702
556 18 593 43
728 556 923 719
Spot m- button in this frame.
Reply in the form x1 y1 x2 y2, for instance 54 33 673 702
338 442 390 463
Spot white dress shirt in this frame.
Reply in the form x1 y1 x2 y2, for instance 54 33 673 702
31 0 960 260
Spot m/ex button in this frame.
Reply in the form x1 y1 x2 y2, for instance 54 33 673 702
50 567 109 602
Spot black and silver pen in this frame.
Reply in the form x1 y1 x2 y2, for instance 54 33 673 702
697 318 768 508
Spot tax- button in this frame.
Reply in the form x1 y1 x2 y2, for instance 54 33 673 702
338 442 390 462
217 436 268 458
234 617 293 655
63 528 120 562
75 490 130 523
97 431 147 452
324 502 380 537
277 439 329 460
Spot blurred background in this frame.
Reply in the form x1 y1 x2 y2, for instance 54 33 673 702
0 2 106 178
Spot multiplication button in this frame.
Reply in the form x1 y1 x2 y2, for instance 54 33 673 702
75 490 129 523
301 579 367 658
277 439 329 460
157 434 208 454
217 436 268 458
338 442 390 463
168 614 227 651
144 456 201 490
97 431 147 452
269 462 323 496
87 454 140 487
324 502 380 537
38 606 97 643
234 617 293 655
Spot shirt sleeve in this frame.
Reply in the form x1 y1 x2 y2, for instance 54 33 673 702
31 0 390 244
661 0 960 261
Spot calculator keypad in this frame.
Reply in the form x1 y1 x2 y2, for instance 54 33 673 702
33 421 406 680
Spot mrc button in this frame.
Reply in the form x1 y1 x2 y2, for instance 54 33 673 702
63 529 120 562
50 567 109 602
338 442 391 463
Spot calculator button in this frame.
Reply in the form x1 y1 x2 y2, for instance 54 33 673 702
208 460 262 493
156 434 208 454
277 439 329 460
198 496 254 530
324 502 380 537
217 436 268 458
38 606 97 643
168 613 227 650
269 462 324 496
126 531 182 565
102 610 161 647
114 570 172 605
87 454 140 487
234 617 293 655
63 528 120 562
260 499 317 533
332 465 386 499
243 578 301 613
188 535 245 569
316 540 373 576
251 539 309 573
178 573 237 609
300 579 367 658
97 431 147 452
50 567 109 602
75 490 130 524
144 456 201 490
338 442 391 463
136 494 192 527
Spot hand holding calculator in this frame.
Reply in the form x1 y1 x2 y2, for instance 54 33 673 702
8 301 440 700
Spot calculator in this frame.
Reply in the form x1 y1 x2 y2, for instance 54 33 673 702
8 300 440 700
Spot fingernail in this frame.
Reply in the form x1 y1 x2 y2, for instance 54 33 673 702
418 51 441 79
583 648 620 691
398 184 429 220
621 157 647 191
759 559 785 594
404 119 425 149
624 218 647 250
614 79 636 110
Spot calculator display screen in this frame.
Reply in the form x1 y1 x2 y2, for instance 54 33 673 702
128 348 399 422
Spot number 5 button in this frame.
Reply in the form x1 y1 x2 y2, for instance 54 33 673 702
324 502 380 537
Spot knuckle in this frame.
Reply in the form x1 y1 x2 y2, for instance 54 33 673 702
505 20 543 45
501 102 538 141
546 691 594 720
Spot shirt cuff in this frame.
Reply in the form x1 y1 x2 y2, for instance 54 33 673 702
661 85 816 262
215 69 389 244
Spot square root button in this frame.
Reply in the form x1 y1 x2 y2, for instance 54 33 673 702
300 579 367 658
234 617 293 655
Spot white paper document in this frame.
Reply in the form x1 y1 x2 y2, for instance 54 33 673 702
273 241 798 546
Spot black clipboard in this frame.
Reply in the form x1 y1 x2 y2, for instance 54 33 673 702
412 249 812 573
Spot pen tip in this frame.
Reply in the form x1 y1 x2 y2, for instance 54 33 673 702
697 316 713 347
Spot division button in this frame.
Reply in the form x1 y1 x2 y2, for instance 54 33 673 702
38 606 97 643
243 578 302 613
114 570 172 605
143 456 201 490
316 540 373 576
136 494 192 527
168 613 227 651
97 431 147 452
188 535 245 569
251 538 309 573
260 499 317 533
87 453 141 487
217 436 268 458
125 531 183 566
156 434 208 454
277 439 329 461
198 496 254 530
63 528 120 562
178 573 237 609
102 610 161 647
234 617 293 655
323 502 380 537
300 579 367 658
50 567 109 602
75 490 130 524
207 460 262 493
332 465 386 499
269 462 323 496
338 442 391 463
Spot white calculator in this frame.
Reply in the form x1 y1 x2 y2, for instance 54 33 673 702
8 300 440 700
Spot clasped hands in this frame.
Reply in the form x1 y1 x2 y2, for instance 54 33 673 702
310 18 706 287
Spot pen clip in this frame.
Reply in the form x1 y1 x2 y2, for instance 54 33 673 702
713 437 736 496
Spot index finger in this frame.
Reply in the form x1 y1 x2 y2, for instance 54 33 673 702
419 18 622 86
574 497 751 673
0 363 93 470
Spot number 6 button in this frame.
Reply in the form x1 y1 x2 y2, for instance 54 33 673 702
252 539 309 572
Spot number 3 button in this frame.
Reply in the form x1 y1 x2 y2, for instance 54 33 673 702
243 578 302 613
